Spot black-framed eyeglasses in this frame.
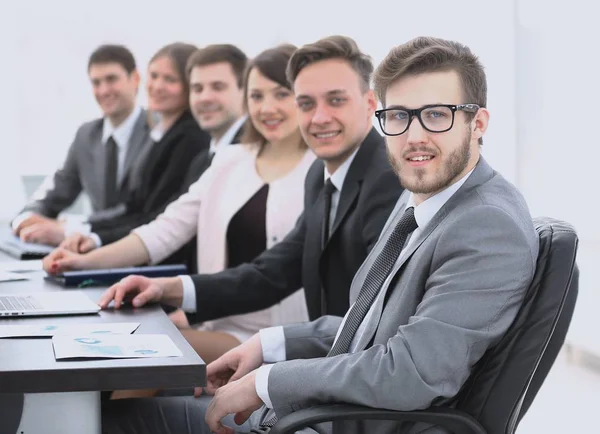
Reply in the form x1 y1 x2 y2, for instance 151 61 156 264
374 104 480 136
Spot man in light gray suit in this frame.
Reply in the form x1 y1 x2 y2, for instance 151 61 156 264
12 44 149 247
101 37 538 434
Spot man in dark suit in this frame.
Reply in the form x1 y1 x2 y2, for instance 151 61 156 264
59 45 249 256
12 44 149 247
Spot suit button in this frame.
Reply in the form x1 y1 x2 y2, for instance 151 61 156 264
272 236 278 242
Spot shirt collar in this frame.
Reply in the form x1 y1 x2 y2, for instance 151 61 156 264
210 115 247 153
102 105 142 148
323 145 360 192
405 167 475 230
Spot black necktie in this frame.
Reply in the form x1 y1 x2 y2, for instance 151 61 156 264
328 207 418 357
104 136 119 207
322 178 336 248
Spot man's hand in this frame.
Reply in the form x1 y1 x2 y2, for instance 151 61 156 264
205 370 263 434
199 333 264 397
60 233 97 253
14 213 49 235
42 247 88 275
19 220 65 246
97 276 182 310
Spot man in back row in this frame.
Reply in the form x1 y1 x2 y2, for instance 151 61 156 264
12 45 149 247
101 36 539 434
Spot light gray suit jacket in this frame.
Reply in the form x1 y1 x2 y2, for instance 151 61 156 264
266 157 539 434
20 110 150 218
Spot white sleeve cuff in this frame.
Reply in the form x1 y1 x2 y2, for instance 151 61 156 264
260 326 286 363
63 220 91 237
179 275 197 313
11 212 33 231
88 233 102 249
255 364 275 409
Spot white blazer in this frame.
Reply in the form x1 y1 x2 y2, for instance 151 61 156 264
134 144 316 342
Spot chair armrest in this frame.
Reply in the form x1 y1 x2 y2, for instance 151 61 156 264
269 404 486 434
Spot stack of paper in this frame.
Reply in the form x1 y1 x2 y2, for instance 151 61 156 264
52 334 183 360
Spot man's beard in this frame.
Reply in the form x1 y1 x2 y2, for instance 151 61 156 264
388 131 471 195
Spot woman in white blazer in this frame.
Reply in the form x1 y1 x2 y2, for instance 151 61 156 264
43 44 316 363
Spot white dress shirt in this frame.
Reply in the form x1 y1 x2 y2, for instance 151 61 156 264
255 167 475 408
322 146 359 235
101 105 143 185
12 106 143 245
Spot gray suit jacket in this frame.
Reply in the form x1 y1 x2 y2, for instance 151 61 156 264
20 110 150 217
267 157 539 434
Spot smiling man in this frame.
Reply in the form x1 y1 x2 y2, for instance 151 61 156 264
12 44 149 247
187 44 248 157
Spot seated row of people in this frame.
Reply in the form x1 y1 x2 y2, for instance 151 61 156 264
42 38 404 368
32 33 536 434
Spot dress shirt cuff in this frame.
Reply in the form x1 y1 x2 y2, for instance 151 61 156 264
255 364 275 409
260 326 286 363
11 211 33 231
63 220 91 237
88 233 102 249
179 275 197 313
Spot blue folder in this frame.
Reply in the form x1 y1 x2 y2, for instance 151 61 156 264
44 264 188 287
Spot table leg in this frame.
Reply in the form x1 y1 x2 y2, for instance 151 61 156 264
16 391 100 434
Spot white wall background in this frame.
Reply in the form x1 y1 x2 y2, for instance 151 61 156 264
516 0 599 351
0 0 518 219
0 1 596 347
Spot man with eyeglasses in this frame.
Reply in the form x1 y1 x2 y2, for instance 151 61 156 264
103 37 539 434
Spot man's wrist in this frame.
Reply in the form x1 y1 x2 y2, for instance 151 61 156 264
159 277 184 307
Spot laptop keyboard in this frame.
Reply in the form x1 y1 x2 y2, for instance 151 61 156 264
0 296 42 311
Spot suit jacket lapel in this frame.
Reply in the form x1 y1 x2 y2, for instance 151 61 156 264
120 110 149 189
327 128 382 245
353 157 496 350
230 122 245 145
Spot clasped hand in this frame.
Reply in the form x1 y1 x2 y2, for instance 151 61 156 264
202 334 265 434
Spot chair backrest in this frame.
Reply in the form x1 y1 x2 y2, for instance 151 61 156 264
454 217 579 434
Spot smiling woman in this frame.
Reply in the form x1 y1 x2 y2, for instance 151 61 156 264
241 44 307 154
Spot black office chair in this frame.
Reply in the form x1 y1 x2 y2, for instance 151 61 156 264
270 217 579 434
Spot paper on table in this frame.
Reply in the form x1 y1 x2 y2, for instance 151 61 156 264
53 334 183 360
0 322 140 338
0 260 43 273
0 271 29 282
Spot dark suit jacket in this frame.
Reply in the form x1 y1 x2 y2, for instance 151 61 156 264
90 110 210 245
190 128 404 321
18 110 149 218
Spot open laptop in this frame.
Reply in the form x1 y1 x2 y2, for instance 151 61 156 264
0 291 100 317
0 234 54 260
